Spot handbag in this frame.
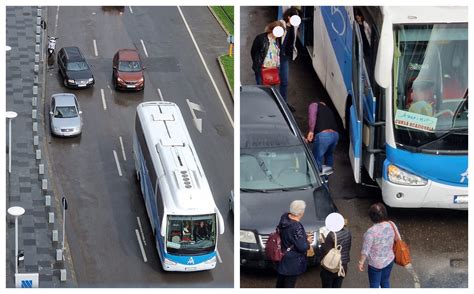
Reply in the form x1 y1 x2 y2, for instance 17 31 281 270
389 221 411 266
261 67 280 85
321 232 345 277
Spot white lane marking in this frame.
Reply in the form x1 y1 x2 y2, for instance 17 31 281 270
119 136 127 161
54 6 60 36
157 88 164 101
177 6 234 128
135 229 148 262
101 89 107 110
216 249 222 263
113 150 122 177
140 39 148 57
129 6 134 14
136 217 146 246
93 39 98 57
186 99 204 133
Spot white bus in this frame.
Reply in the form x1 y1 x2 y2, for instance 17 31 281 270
295 6 468 209
133 101 225 271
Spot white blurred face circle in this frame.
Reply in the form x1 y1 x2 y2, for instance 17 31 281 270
325 212 344 232
290 15 301 26
272 26 284 38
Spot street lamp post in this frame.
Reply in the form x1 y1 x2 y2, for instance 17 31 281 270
7 206 25 274
6 111 18 174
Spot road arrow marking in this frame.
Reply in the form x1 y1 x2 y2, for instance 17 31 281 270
186 99 205 133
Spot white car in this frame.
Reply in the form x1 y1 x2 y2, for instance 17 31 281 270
49 93 83 137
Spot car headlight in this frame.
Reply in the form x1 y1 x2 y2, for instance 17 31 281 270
138 77 144 83
54 127 61 132
67 79 75 83
88 78 94 82
117 77 124 83
387 164 427 186
240 230 257 244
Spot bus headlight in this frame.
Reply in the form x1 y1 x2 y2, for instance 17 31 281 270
164 258 177 266
387 164 427 186
205 256 217 264
240 230 257 244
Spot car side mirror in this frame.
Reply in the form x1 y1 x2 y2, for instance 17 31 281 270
79 111 83 114
113 66 117 69
142 66 146 70
49 111 53 115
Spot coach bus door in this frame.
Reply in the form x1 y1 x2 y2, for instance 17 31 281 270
349 21 364 184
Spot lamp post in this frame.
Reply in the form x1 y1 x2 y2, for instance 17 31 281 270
7 206 25 274
6 111 18 174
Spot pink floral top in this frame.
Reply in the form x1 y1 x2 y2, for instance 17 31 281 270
361 222 398 269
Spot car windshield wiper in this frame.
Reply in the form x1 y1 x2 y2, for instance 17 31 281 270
415 127 468 152
282 185 314 191
240 188 268 193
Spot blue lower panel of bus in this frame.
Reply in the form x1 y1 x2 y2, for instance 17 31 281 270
164 251 216 266
383 145 468 186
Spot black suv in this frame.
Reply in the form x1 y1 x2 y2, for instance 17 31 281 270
240 86 337 268
57 47 95 88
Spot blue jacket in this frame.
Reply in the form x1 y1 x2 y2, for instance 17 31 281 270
277 213 309 276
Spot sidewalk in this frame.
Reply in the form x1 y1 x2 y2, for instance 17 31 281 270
5 6 74 288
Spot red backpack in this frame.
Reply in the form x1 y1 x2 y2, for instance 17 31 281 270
265 227 291 262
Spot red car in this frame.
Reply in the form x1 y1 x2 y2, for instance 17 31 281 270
112 49 145 91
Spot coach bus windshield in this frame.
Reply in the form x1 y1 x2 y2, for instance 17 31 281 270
392 23 468 153
166 214 216 255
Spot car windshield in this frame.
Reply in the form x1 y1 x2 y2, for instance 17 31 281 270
392 23 468 153
166 214 216 255
118 61 142 72
54 106 78 118
67 61 89 71
240 145 318 191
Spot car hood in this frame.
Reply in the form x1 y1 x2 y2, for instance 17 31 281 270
51 116 81 129
240 185 337 234
117 71 143 81
66 69 93 80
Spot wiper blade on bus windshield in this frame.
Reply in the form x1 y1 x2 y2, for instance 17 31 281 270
415 127 468 152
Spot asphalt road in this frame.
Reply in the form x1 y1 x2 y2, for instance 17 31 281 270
240 6 468 288
42 6 233 287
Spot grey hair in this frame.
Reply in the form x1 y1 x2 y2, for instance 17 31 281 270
289 200 306 216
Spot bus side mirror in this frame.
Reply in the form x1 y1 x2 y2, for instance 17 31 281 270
216 208 225 234
374 8 394 89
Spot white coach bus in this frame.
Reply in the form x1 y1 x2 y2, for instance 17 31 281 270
133 101 225 271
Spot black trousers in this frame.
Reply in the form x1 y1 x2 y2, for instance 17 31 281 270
276 274 298 288
320 267 344 288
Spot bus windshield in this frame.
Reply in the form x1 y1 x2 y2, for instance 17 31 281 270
392 23 468 153
240 145 318 191
166 214 216 255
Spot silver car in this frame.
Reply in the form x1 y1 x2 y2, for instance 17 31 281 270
49 93 83 137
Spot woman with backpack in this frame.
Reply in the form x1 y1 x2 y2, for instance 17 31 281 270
275 200 313 288
320 213 352 288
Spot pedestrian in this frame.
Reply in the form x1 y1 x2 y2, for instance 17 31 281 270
358 202 396 288
354 8 372 61
320 213 352 288
250 21 283 85
278 7 300 107
305 101 339 171
275 200 313 288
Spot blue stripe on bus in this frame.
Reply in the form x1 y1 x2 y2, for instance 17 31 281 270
321 6 353 95
164 251 216 265
384 145 468 187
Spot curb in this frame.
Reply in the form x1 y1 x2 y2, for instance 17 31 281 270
208 6 230 36
217 55 234 100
